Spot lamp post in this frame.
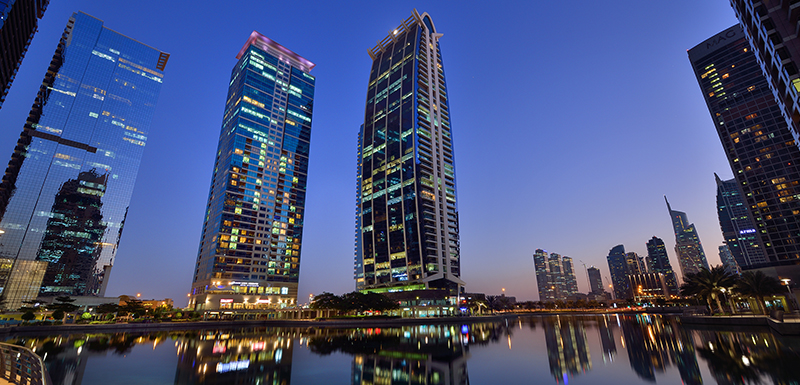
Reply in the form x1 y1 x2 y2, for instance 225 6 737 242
780 278 799 313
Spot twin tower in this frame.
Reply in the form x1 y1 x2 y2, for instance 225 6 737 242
188 10 463 311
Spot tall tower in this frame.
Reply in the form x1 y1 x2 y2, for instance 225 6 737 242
665 197 709 278
0 0 49 108
355 10 463 295
718 245 742 276
533 249 554 301
562 256 579 297
587 267 603 295
714 174 767 267
189 32 315 310
548 253 565 300
0 12 167 310
645 236 679 296
688 25 800 268
606 245 630 300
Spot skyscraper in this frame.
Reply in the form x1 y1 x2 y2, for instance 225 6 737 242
533 250 578 301
645 236 679 296
665 197 709 278
355 10 463 295
587 267 603 295
562 256 579 297
625 252 646 275
688 25 800 269
533 249 554 301
714 174 767 267
728 0 800 152
189 32 315 310
0 12 168 309
606 245 629 300
719 245 742 276
0 0 49 109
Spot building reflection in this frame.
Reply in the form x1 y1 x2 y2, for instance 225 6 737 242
597 315 617 362
542 316 591 383
307 324 472 384
619 314 701 384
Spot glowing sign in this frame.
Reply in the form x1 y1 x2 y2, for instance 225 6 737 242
212 342 226 354
220 299 233 303
216 360 249 373
251 341 265 351
739 229 756 234
230 281 259 287
281 287 289 295
256 299 270 304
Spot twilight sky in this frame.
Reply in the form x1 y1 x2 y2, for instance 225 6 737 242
0 1 742 304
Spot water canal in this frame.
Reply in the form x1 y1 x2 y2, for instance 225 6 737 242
4 314 798 384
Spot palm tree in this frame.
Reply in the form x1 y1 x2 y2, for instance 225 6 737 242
680 266 736 314
733 270 785 315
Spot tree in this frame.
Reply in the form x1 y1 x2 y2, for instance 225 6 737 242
119 298 146 318
21 311 35 322
96 303 119 318
733 271 785 314
310 292 341 310
47 296 79 322
680 266 736 314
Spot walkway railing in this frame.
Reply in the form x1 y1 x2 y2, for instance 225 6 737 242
0 342 51 385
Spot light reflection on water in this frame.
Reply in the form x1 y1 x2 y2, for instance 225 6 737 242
3 314 799 384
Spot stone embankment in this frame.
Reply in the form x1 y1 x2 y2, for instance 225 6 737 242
681 314 800 335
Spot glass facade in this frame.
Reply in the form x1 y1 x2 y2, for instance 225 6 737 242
0 12 168 310
645 236 679 296
0 0 49 108
533 249 577 301
355 10 463 294
190 32 315 310
665 197 709 279
714 174 766 267
606 245 629 300
587 266 603 295
689 25 800 268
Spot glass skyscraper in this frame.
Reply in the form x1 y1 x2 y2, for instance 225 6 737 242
645 236 678 296
587 266 603 295
665 197 709 278
533 249 576 301
714 173 766 267
189 32 315 310
606 245 629 300
0 0 49 108
0 12 168 310
689 25 800 269
355 10 463 295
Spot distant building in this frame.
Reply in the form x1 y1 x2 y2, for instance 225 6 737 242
562 256 579 297
607 245 630 300
625 252 646 275
645 236 679 296
627 273 669 303
0 12 167 310
718 245 742 276
533 249 554 301
665 197 709 279
533 250 577 301
715 174 767 267
0 0 49 108
587 267 604 294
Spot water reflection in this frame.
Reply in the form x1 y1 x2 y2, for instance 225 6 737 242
0 315 798 384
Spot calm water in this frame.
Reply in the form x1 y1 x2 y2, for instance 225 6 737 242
4 314 800 384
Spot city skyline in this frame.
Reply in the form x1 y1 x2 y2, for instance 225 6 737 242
0 1 743 302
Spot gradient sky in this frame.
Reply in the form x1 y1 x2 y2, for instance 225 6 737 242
0 1 743 304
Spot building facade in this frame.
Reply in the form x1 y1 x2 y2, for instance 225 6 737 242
533 250 579 301
189 32 315 311
728 0 800 152
562 256 579 297
0 12 167 310
587 267 604 295
607 245 630 300
665 197 709 279
0 0 49 108
627 273 669 303
719 244 742 276
533 249 553 301
645 236 679 296
689 24 800 269
714 174 767 267
355 10 464 295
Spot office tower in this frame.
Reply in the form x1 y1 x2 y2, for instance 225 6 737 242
533 249 554 301
665 197 709 278
606 245 630 300
0 12 167 310
189 32 315 310
0 0 49 109
587 267 603 294
627 273 669 302
689 25 800 270
645 236 679 296
728 0 800 152
715 174 767 267
562 256 578 297
548 253 565 300
625 252 645 275
719 245 742 276
355 10 463 294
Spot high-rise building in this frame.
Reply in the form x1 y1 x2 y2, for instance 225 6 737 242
627 273 669 303
607 245 630 300
645 236 679 296
0 0 49 109
665 197 709 278
728 0 800 152
587 267 604 295
548 253 565 299
714 174 767 267
719 244 742 276
562 256 579 297
625 252 646 275
533 249 553 301
0 12 168 310
688 25 800 269
355 10 463 295
189 32 315 310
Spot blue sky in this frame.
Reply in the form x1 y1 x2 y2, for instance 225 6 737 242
0 1 741 303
